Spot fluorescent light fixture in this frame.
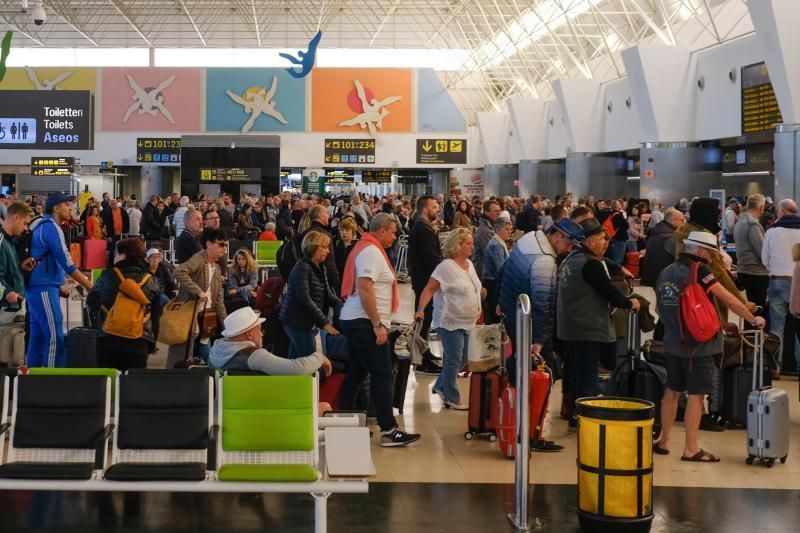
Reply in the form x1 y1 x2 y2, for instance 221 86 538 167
721 171 772 177
7 48 148 67
627 176 641 180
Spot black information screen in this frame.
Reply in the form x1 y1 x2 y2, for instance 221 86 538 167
0 90 93 150
181 146 280 198
31 156 75 176
742 62 783 134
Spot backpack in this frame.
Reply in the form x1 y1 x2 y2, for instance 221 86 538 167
101 268 153 339
17 215 49 283
255 276 286 317
602 211 617 236
678 261 719 345
276 237 301 279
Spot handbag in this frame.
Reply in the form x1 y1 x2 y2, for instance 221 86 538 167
157 299 199 345
468 324 502 373
197 303 218 339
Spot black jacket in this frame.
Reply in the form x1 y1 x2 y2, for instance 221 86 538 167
333 239 355 294
102 208 130 239
218 208 234 239
150 262 178 296
296 221 340 294
443 201 456 226
279 258 340 329
408 218 442 293
276 207 294 240
175 230 202 264
641 220 677 287
141 203 159 239
517 206 541 233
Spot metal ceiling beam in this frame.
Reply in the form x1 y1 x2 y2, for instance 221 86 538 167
176 0 206 46
0 15 44 46
368 0 402 47
109 0 152 46
45 1 98 46
624 0 674 45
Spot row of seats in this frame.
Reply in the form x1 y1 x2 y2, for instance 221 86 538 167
0 371 319 483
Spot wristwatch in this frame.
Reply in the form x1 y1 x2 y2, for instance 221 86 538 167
372 322 384 329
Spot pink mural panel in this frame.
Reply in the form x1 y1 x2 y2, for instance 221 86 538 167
101 68 201 132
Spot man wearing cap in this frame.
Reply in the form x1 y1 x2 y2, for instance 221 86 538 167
27 193 94 367
655 231 765 462
498 217 586 451
557 218 641 431
210 306 332 376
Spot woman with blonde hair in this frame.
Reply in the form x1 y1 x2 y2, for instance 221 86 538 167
227 248 259 307
279 230 342 358
415 227 484 409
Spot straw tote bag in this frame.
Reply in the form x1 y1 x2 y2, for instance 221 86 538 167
157 299 199 346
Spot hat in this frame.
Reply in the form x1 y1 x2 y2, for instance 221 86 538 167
145 248 162 259
221 307 265 338
45 192 76 213
579 218 607 238
684 231 719 252
549 218 585 241
688 197 721 234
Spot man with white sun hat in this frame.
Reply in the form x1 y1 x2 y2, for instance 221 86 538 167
209 306 332 376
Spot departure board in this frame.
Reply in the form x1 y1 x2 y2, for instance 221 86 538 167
742 62 783 134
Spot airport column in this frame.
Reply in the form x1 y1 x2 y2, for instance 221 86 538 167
748 0 800 201
622 44 697 206
552 79 604 199
476 111 511 198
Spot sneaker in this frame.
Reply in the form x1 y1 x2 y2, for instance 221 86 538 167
699 414 725 432
415 364 441 376
531 440 564 452
444 400 469 410
380 428 422 447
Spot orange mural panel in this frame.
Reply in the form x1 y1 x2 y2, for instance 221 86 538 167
312 68 412 133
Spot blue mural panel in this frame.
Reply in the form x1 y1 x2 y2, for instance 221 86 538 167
206 68 305 132
418 68 466 132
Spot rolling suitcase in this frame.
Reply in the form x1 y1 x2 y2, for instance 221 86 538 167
625 312 663 437
495 356 552 458
465 368 507 441
392 356 411 414
746 329 789 467
64 290 97 368
723 360 772 429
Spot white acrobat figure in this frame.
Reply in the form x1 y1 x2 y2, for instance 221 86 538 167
123 74 176 124
25 66 73 90
338 80 402 144
225 77 288 134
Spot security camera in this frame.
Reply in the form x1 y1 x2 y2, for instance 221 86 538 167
31 2 45 26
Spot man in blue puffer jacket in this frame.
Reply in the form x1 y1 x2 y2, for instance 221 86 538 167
497 218 584 451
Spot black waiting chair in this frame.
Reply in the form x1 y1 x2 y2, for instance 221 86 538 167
0 375 112 480
104 372 215 482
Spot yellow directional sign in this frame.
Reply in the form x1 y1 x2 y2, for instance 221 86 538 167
416 139 467 165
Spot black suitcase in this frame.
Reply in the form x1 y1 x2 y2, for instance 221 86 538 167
66 327 97 367
261 314 290 357
392 357 411 414
722 363 772 428
625 313 663 437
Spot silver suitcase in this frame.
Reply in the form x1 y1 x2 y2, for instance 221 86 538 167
746 329 789 467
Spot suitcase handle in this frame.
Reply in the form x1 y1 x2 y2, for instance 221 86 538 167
750 329 765 391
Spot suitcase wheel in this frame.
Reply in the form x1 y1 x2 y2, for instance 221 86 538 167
488 433 497 443
746 456 754 465
766 458 775 468
781 456 788 464
464 432 474 440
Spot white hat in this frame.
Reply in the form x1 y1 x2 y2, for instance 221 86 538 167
145 248 161 259
684 231 718 252
221 307 266 338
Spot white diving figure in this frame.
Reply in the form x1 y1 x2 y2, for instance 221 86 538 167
225 76 288 133
123 74 177 124
25 66 73 90
338 80 402 144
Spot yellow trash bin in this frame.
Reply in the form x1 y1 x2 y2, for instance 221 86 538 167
576 397 655 533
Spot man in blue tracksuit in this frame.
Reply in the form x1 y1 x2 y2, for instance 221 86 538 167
27 193 94 367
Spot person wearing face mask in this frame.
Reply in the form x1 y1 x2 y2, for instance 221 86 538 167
557 218 641 432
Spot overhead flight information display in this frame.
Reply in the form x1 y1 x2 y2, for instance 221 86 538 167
324 139 375 164
0 91 93 150
137 137 181 163
742 62 783 134
361 170 392 183
31 157 75 176
199 167 259 182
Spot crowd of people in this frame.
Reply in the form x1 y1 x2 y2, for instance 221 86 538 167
0 187 798 457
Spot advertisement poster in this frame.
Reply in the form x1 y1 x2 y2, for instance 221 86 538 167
450 169 484 198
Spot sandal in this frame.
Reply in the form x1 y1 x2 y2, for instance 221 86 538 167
680 449 720 462
653 445 670 456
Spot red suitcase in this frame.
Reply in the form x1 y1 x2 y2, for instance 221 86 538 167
83 239 107 269
319 372 346 410
623 251 641 278
495 367 552 458
465 369 507 441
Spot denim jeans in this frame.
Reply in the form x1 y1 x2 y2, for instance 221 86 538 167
610 239 627 265
768 279 800 372
564 340 612 424
339 318 396 431
282 323 317 359
434 328 470 404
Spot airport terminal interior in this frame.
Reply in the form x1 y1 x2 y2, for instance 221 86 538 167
1 0 800 531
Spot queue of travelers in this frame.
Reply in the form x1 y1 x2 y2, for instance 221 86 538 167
0 187 796 458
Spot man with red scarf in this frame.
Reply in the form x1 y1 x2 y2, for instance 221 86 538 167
338 212 421 447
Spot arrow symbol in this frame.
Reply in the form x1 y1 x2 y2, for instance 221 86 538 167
325 156 331 162
325 142 331 148
422 141 432 152
137 154 143 161
137 141 143 148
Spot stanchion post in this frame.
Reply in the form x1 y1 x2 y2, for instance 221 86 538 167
508 294 532 531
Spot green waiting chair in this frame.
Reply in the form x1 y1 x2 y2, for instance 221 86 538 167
217 375 319 482
255 240 282 266
92 268 104 284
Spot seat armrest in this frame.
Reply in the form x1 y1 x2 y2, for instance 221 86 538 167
207 425 220 470
0 422 10 436
94 424 115 469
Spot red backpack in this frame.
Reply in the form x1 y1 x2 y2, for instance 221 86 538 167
602 211 618 236
678 262 720 346
255 276 286 317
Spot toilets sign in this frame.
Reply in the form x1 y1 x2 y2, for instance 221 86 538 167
0 90 93 149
